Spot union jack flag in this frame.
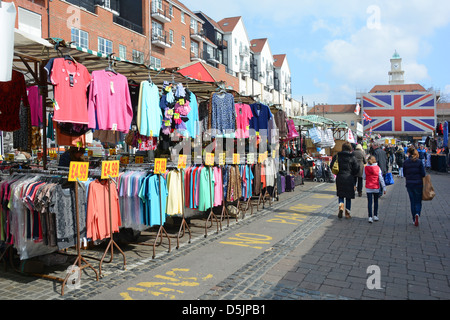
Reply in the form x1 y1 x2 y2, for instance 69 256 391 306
362 92 436 133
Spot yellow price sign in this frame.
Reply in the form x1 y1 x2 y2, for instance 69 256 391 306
178 154 187 169
109 149 117 156
101 160 120 179
258 152 268 164
135 156 144 164
68 162 89 182
219 153 225 166
205 153 214 166
154 158 167 174
6 154 15 161
233 153 240 164
120 156 129 165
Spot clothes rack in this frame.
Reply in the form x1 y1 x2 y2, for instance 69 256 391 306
98 174 126 278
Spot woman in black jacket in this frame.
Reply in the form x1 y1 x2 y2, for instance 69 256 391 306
403 147 426 226
331 142 360 218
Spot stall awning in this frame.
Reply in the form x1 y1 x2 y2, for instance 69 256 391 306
291 115 348 129
178 62 215 83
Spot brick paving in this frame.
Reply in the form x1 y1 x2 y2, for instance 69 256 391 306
199 171 450 300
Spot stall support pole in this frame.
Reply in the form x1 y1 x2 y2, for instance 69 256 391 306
39 61 49 170
205 166 221 237
98 177 126 277
176 169 191 249
152 174 170 259
61 179 98 296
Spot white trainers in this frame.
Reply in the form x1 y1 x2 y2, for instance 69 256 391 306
373 216 379 221
368 217 373 223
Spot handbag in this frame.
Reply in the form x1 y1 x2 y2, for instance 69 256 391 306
422 175 436 201
332 155 339 175
384 172 394 186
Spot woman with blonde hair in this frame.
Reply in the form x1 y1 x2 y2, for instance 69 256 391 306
363 156 386 223
403 146 426 226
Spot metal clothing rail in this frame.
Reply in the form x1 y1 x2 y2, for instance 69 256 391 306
4 168 99 296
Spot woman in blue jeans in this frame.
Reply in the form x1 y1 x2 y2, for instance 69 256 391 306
403 147 426 226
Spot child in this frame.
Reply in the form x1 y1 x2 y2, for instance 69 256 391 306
363 156 386 223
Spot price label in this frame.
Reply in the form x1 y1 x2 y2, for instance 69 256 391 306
174 113 180 120
205 153 214 166
247 153 255 164
233 153 240 164
101 160 120 179
219 153 225 166
109 149 117 156
88 150 93 157
272 150 277 158
135 156 144 164
120 156 129 165
258 152 268 164
154 158 167 174
177 154 187 169
6 154 14 161
68 162 89 182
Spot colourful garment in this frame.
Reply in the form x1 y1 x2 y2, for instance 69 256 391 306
0 70 29 131
51 58 91 124
27 86 43 127
139 81 162 137
88 70 133 133
199 166 214 212
211 93 236 135
235 103 253 138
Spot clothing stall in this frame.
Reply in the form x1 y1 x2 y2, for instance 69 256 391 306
1 29 285 296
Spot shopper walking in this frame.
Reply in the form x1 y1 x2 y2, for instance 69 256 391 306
363 156 386 223
330 141 360 219
373 142 388 197
403 146 426 226
395 147 406 177
353 144 367 197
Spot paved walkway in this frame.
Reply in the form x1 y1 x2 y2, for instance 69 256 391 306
200 171 450 300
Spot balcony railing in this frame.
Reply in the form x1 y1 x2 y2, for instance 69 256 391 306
216 39 228 49
151 4 171 23
239 47 250 57
113 16 144 34
205 51 220 64
190 29 206 42
190 51 204 62
66 0 96 14
152 31 171 48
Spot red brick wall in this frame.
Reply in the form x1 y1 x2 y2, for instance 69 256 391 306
48 1 149 63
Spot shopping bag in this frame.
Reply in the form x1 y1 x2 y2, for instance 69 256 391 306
331 155 339 175
384 172 394 186
422 175 436 201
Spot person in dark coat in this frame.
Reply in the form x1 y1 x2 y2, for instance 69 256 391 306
403 147 426 226
395 147 406 177
330 142 360 219
373 143 388 175
353 144 367 197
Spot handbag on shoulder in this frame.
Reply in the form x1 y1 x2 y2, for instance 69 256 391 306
332 155 339 175
422 175 436 201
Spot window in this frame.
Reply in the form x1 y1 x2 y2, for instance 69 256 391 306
152 0 162 11
181 36 186 48
150 56 162 69
71 28 89 49
152 21 163 37
119 45 126 60
169 4 173 16
191 41 199 56
18 7 42 38
169 30 174 43
190 18 197 32
132 50 144 64
98 37 113 55
181 12 185 23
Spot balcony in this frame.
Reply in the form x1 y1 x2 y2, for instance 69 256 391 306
113 16 144 34
151 4 171 24
190 29 206 42
216 39 228 49
239 47 250 57
266 63 274 71
152 31 171 49
190 51 204 62
240 63 250 75
205 51 219 64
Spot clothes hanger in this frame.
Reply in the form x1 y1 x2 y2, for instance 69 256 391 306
105 53 117 74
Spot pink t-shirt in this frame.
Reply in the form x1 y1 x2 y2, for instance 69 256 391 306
51 58 91 124
235 103 253 138
88 70 133 133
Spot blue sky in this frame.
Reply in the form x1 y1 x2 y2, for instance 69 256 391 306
187 0 450 106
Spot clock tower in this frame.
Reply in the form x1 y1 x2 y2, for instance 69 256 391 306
388 50 405 85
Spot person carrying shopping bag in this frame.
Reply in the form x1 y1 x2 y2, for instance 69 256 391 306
363 156 386 223
403 146 426 226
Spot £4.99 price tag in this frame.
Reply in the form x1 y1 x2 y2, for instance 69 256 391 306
178 155 187 169
205 153 214 166
69 162 89 182
101 160 120 179
154 158 167 174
